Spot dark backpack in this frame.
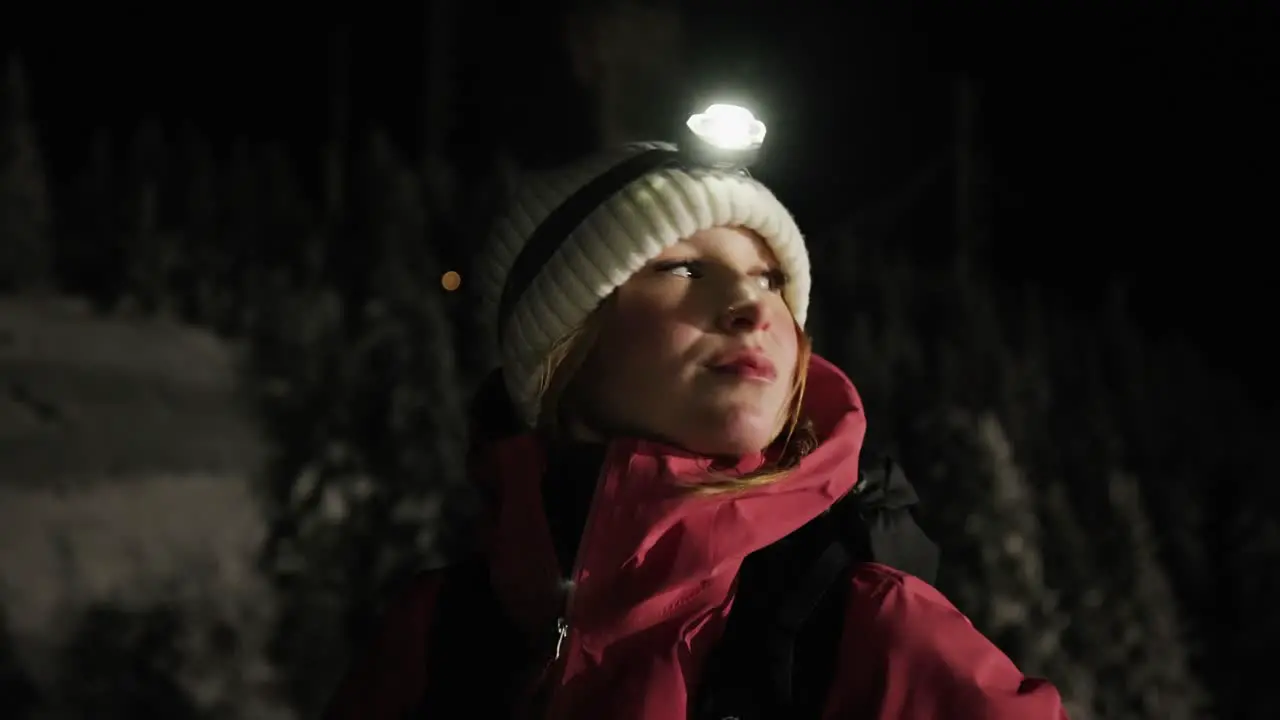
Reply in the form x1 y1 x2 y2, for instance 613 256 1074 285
692 454 940 720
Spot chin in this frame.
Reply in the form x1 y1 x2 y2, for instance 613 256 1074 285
684 407 785 458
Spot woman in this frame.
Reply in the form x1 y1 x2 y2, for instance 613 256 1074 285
324 142 1069 719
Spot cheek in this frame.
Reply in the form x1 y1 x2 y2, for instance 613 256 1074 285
605 297 701 364
767 311 800 376
580 299 700 431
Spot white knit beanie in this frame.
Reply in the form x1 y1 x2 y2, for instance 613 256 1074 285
475 141 810 427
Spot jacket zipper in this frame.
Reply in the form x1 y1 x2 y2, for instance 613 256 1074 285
553 617 569 660
529 458 607 717
547 450 612 673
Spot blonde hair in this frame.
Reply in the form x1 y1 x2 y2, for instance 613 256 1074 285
534 299 817 495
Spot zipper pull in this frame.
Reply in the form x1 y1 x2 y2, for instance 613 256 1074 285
554 617 569 660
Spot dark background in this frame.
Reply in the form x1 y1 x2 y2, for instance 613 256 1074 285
3 3 1277 719
14 3 1277 399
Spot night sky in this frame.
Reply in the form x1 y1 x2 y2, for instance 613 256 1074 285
9 3 1279 402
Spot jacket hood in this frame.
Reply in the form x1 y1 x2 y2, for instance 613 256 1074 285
468 355 866 643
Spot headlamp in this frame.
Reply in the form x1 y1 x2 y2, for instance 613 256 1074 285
682 103 767 172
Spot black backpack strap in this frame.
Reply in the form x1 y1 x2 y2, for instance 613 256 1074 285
694 455 938 719
841 455 940 585
766 540 851 707
416 556 529 718
695 504 848 720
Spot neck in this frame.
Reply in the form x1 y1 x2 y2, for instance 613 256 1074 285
559 410 690 457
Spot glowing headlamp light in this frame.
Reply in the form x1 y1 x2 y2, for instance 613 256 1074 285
683 103 767 171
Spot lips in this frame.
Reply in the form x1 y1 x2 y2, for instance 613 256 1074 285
709 350 777 382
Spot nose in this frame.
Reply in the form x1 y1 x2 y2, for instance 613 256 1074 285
718 302 766 334
716 285 770 335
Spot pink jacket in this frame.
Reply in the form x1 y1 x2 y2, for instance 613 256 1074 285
324 356 1070 718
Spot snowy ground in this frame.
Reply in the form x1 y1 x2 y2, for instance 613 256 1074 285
0 297 291 717
0 298 266 486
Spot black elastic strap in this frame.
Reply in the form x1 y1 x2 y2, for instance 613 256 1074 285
867 510 940 584
767 540 853 703
496 147 683 335
417 559 526 718
776 542 853 632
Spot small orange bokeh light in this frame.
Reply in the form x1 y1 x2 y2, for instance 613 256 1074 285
441 271 461 292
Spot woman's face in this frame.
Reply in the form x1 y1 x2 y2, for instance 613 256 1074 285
567 226 800 457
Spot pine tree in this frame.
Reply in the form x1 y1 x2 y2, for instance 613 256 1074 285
0 53 53 294
908 407 1097 715
0 607 40 718
1106 472 1208 719
58 129 124 310
807 195 1212 717
342 127 469 579
171 125 219 324
216 140 264 335
258 128 467 716
119 118 170 315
